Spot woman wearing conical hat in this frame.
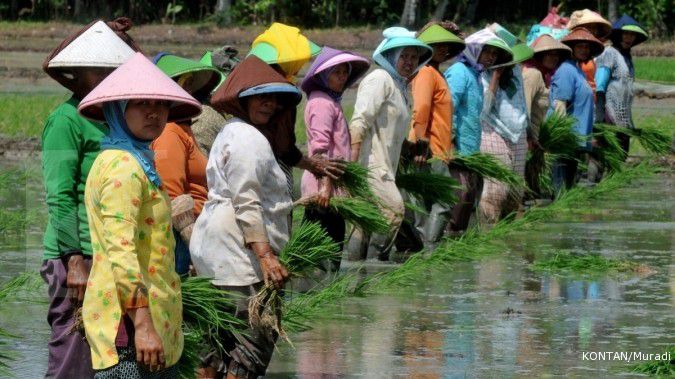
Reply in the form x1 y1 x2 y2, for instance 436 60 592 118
567 9 612 93
78 52 201 377
407 21 465 247
249 22 347 197
522 34 572 194
549 28 605 192
444 27 513 234
298 47 370 268
478 25 534 224
39 18 139 379
346 27 433 261
595 14 649 158
151 53 221 276
190 55 303 379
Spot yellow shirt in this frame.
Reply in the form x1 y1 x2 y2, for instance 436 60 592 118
83 150 183 370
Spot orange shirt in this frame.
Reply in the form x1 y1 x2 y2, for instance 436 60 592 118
580 59 597 94
151 122 208 216
409 65 454 162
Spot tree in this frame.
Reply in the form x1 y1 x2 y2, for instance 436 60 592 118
400 0 417 28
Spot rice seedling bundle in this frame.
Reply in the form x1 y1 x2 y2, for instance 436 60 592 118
453 153 527 190
537 113 581 157
329 197 390 234
594 123 671 155
249 222 341 339
631 346 675 376
592 124 625 173
334 161 374 199
395 171 461 207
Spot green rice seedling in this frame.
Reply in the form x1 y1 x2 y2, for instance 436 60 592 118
395 171 461 207
593 124 626 173
329 197 389 234
594 123 671 156
538 113 582 157
180 277 247 362
334 161 374 200
532 250 642 278
176 327 203 379
631 346 675 377
453 153 527 190
249 222 341 338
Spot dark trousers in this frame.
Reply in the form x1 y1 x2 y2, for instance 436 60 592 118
40 256 95 379
552 157 579 194
303 207 345 270
448 166 481 232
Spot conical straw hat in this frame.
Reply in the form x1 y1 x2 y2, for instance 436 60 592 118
154 53 221 99
562 27 605 58
47 21 136 69
567 9 612 38
79 53 201 122
529 34 572 57
416 24 465 58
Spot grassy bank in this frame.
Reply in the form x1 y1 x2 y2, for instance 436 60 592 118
635 57 675 83
0 93 67 138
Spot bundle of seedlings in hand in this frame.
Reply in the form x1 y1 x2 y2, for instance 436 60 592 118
329 196 390 234
594 123 671 155
537 113 581 157
248 221 341 339
176 327 204 379
395 170 461 207
453 153 527 190
334 161 374 199
178 276 247 376
593 124 625 173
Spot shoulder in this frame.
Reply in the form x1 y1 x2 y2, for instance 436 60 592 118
365 68 393 84
308 91 336 106
221 119 269 148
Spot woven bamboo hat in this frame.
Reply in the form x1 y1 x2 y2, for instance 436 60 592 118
530 34 572 58
567 9 612 39
79 53 201 122
562 27 605 58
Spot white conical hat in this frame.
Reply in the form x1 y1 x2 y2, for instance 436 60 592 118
48 21 136 68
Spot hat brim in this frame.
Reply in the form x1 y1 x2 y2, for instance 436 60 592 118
491 44 534 68
610 26 649 46
484 39 514 66
238 83 302 105
79 94 202 123
562 39 605 58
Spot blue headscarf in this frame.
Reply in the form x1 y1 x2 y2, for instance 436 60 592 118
101 101 162 188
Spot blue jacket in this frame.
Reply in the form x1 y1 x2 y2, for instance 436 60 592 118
445 62 483 155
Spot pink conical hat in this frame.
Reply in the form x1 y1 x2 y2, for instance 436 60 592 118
79 52 202 122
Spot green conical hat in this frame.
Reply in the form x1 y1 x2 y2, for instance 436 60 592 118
484 38 513 65
493 43 534 68
155 54 221 99
417 24 465 58
199 51 227 90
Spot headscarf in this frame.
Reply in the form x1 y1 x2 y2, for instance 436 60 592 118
101 101 162 188
210 56 300 158
457 28 508 73
317 63 352 101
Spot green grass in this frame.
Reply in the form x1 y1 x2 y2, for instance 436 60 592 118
634 57 675 83
0 93 67 137
631 346 675 377
531 250 641 278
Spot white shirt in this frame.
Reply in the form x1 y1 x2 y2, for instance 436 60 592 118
190 118 292 286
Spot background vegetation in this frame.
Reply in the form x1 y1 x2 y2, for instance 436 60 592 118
0 0 672 37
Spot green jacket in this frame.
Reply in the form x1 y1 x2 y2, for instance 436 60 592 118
41 96 107 259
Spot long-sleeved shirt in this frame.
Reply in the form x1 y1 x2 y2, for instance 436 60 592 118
595 45 635 128
350 68 412 179
444 62 483 155
151 122 208 216
190 118 292 286
409 65 454 162
480 67 529 144
301 91 351 197
522 66 550 140
549 59 595 149
41 96 108 259
83 149 182 370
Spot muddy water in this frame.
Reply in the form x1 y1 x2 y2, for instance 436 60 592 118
0 161 673 378
266 174 674 378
